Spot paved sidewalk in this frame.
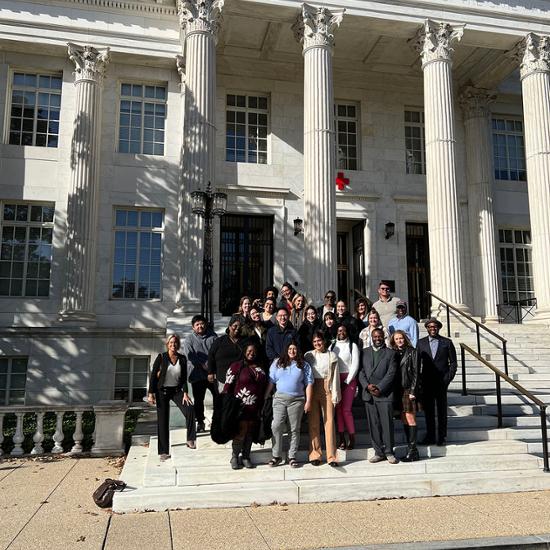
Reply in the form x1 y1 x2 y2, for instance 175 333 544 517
2 456 550 550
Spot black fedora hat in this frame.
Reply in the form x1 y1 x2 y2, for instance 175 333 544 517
424 317 443 329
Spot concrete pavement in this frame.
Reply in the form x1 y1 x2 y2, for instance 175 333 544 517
2 456 550 549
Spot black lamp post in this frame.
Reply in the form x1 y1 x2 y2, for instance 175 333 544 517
191 181 227 326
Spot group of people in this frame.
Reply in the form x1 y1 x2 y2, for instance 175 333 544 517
147 280 457 469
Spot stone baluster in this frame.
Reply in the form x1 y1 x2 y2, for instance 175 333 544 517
513 34 550 322
59 43 110 323
459 87 500 321
31 411 45 455
293 3 344 305
411 20 468 312
11 412 24 456
175 0 223 312
52 411 65 454
0 413 4 456
70 411 84 454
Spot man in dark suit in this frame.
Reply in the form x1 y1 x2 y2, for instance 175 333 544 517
417 318 457 446
359 328 400 464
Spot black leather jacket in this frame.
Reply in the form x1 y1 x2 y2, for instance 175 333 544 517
396 346 420 395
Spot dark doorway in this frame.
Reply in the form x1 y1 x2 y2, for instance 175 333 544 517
337 232 349 301
406 222 431 320
219 214 273 315
352 220 366 302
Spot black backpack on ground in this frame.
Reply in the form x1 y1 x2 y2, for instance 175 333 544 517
92 478 126 508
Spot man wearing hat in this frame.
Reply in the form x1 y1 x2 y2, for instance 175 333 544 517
417 318 457 446
388 301 419 347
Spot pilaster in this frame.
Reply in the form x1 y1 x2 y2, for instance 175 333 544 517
293 3 344 304
410 20 468 312
59 43 110 324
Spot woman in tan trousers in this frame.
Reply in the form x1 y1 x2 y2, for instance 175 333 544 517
304 330 341 467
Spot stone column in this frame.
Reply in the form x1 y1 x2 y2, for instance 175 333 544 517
59 43 110 323
459 86 500 321
175 0 223 313
293 3 344 305
515 33 550 322
411 20 468 312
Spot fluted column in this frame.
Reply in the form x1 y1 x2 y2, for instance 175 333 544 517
293 4 344 305
514 34 550 321
411 20 468 312
175 0 223 312
459 87 499 321
59 44 109 323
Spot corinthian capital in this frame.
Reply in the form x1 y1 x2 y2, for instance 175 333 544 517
292 3 345 52
512 33 550 80
459 86 496 120
177 0 224 37
67 43 110 83
410 19 463 67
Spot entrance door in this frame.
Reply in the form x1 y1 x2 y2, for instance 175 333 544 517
219 214 273 315
352 220 366 302
336 232 349 301
406 222 431 320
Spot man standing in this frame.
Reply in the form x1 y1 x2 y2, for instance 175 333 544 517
388 301 419 347
358 328 399 464
266 307 297 363
417 318 457 446
316 290 336 319
182 315 217 433
372 281 401 329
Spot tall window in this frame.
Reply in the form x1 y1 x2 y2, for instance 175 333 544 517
0 203 54 297
404 109 426 175
114 357 149 403
0 357 28 405
112 208 163 300
9 72 62 147
335 103 359 170
499 229 534 303
118 83 166 155
225 94 268 164
492 118 526 181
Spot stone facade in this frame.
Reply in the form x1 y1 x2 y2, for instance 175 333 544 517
0 0 546 404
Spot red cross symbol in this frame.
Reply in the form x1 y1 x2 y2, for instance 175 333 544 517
335 172 349 191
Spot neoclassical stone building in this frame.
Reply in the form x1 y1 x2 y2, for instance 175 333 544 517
0 0 548 404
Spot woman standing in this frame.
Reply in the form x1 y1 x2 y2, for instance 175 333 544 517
266 341 314 468
304 331 341 467
390 330 420 462
261 298 276 327
223 342 267 469
236 296 252 324
147 334 196 461
290 293 307 331
297 305 320 353
321 311 338 348
354 297 372 327
331 325 360 450
359 309 390 349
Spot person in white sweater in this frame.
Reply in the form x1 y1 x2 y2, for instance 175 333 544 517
331 325 360 450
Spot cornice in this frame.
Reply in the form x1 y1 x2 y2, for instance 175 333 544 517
219 185 291 198
19 0 177 16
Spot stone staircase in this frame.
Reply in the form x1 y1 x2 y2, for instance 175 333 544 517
113 316 550 513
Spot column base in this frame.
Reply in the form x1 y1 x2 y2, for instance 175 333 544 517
57 310 97 326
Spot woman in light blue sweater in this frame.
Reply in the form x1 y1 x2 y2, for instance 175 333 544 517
265 340 314 468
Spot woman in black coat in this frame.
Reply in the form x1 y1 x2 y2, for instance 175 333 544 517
297 305 320 353
390 330 420 462
147 334 196 460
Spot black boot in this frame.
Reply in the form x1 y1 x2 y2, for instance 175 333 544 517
402 425 419 462
241 434 254 469
230 441 243 470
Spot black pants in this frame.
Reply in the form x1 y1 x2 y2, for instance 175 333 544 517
364 399 395 457
422 382 448 442
191 379 217 424
156 387 196 455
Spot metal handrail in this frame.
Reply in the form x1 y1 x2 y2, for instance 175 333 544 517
427 290 508 375
460 343 549 473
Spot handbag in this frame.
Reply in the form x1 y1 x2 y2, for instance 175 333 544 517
92 478 126 508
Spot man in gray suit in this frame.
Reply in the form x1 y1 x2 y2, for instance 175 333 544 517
359 328 400 464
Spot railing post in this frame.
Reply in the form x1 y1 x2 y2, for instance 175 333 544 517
476 325 481 355
11 412 24 456
461 345 467 396
446 304 451 337
495 374 503 429
503 341 509 376
541 405 549 473
0 413 4 457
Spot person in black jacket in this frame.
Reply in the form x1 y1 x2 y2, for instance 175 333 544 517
207 315 246 392
390 330 421 461
266 308 297 362
417 318 457 446
298 305 320 353
147 334 196 460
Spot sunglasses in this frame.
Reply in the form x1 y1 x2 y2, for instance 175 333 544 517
380 287 390 291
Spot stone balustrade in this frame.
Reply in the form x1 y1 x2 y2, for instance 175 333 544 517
0 400 130 457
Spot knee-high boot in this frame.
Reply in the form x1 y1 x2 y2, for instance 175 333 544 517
402 425 419 462
241 433 254 469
